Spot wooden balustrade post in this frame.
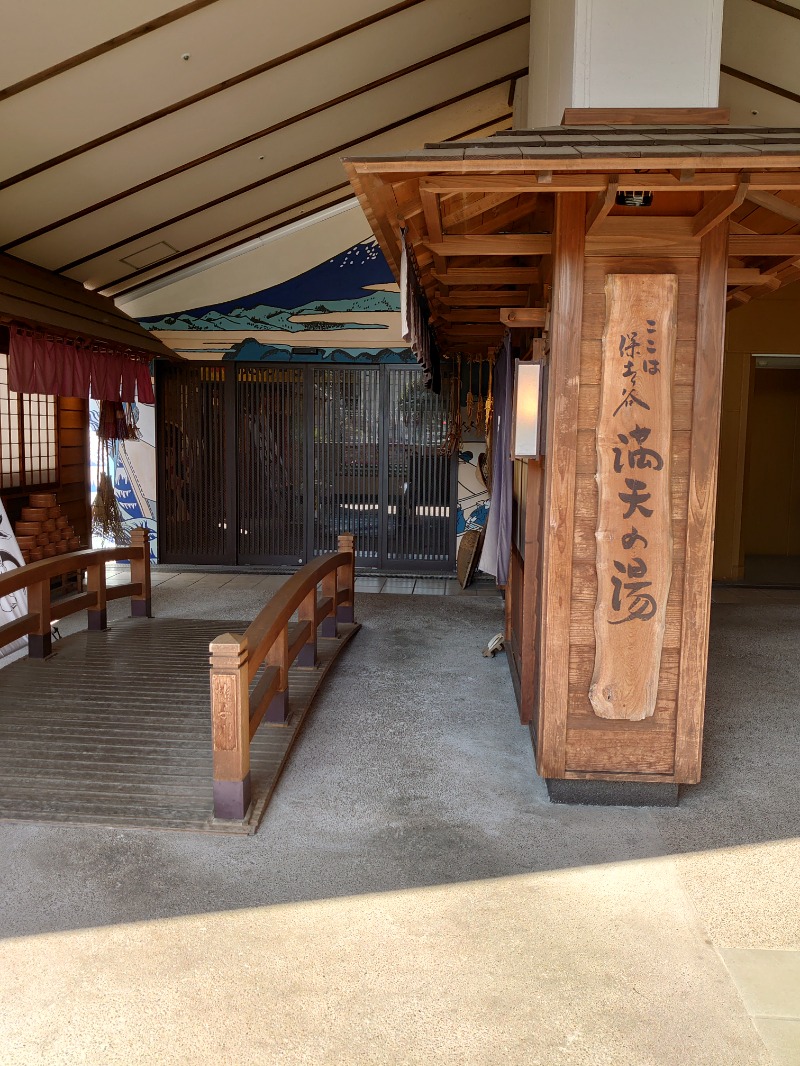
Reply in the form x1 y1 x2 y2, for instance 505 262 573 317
336 533 356 624
320 568 338 637
297 589 318 667
209 632 252 820
27 579 52 658
86 559 107 631
265 626 290 723
129 526 152 618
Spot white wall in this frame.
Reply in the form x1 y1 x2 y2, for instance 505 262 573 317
528 0 724 126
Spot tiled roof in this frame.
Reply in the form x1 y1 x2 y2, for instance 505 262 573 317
346 126 800 163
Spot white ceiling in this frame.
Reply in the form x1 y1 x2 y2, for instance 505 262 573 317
1 0 799 302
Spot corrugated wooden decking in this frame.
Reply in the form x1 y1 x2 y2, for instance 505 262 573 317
0 617 358 834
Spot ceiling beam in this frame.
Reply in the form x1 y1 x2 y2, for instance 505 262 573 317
437 290 532 306
442 192 519 229
726 268 781 288
585 178 618 235
440 309 504 323
424 234 551 256
0 13 529 239
692 179 749 239
728 235 800 255
432 268 539 285
749 0 800 23
720 63 800 108
745 190 800 224
30 73 522 267
0 0 224 102
0 0 444 193
500 307 547 328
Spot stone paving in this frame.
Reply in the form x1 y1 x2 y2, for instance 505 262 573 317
0 570 797 1065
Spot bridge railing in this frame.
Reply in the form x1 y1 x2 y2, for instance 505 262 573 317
209 534 356 820
0 527 151 658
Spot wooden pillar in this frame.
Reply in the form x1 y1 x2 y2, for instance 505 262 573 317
265 627 289 724
675 221 730 783
209 632 251 820
297 590 318 668
320 569 338 637
86 559 107 631
529 201 731 801
336 533 356 623
129 526 152 617
27 579 51 659
537 193 585 779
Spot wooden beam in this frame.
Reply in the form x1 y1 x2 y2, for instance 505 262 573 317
726 267 782 288
729 235 800 255
562 106 730 126
424 235 551 257
441 325 504 338
441 309 503 323
585 178 618 236
1 10 529 199
422 176 600 194
432 268 540 285
675 221 729 783
537 193 585 779
500 307 547 328
438 290 532 306
442 192 519 229
8 68 525 257
745 190 800 224
692 180 749 238
0 0 224 102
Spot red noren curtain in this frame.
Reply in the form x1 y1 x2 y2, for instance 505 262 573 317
7 325 155 404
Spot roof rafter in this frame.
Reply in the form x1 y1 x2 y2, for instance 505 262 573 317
6 69 524 261
0 0 439 193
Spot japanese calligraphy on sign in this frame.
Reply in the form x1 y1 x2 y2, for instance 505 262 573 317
589 274 677 721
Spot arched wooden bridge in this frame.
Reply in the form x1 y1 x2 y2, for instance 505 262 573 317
0 532 359 834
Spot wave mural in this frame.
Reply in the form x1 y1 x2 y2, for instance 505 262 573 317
140 239 409 360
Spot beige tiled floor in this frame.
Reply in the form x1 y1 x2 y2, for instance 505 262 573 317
720 950 800 1066
107 566 500 598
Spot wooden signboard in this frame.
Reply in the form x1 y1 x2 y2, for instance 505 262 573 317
589 274 677 721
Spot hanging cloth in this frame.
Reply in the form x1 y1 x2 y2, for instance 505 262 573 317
478 332 514 585
7 325 154 403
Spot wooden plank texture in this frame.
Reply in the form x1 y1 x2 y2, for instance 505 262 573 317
0 618 358 834
537 194 585 778
674 222 729 783
589 273 677 721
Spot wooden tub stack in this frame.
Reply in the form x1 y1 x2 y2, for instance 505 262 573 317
14 493 81 564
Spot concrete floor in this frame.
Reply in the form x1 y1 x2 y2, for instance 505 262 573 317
0 572 798 1064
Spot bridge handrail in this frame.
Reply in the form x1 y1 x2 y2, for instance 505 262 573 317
0 527 152 658
208 533 356 821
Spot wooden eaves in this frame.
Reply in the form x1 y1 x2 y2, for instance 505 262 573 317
0 253 179 359
343 120 800 351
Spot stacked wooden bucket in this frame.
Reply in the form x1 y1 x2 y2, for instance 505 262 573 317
14 493 81 564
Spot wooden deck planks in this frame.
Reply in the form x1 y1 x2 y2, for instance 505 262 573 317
0 617 358 834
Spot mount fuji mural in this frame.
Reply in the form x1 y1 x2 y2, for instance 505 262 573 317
139 238 413 363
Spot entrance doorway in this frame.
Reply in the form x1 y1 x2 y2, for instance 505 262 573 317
742 363 800 584
156 362 456 572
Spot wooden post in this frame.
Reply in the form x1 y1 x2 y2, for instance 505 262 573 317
537 193 585 778
27 579 51 659
129 526 152 618
297 588 318 668
209 632 251 820
86 559 107 631
265 626 289 724
336 533 356 623
320 568 338 637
